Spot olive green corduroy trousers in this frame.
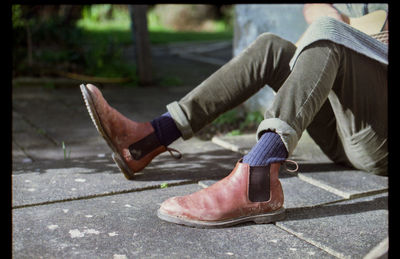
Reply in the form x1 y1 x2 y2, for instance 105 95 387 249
167 33 388 175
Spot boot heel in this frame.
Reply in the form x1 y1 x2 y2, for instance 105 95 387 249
112 153 135 180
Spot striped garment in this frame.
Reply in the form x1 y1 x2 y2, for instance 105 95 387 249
289 16 388 70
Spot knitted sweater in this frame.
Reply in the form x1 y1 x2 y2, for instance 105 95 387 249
289 16 388 70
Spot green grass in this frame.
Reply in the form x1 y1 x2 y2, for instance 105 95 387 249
160 183 169 189
146 9 233 44
62 141 71 160
76 6 233 46
76 10 133 45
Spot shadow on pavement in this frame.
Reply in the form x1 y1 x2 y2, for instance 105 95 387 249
284 195 388 221
13 146 370 182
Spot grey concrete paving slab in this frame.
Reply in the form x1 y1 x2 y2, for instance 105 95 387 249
12 109 61 166
12 138 242 208
12 137 111 169
211 134 256 155
13 95 81 145
12 93 95 148
363 237 389 259
12 110 56 149
281 176 344 209
276 193 388 258
12 145 31 165
13 184 335 258
297 169 388 199
12 108 60 165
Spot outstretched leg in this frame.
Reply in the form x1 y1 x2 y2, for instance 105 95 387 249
166 33 296 139
259 40 387 174
81 33 297 180
80 84 175 180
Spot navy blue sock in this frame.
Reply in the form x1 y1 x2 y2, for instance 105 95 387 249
243 131 288 166
150 112 182 147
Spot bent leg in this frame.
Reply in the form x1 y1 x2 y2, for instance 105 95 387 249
260 41 342 155
258 40 387 175
306 100 352 167
328 47 387 175
167 33 296 139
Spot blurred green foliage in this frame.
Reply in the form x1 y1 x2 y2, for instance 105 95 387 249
147 5 233 44
12 5 136 80
212 108 264 136
213 109 241 126
149 31 232 45
12 4 233 83
240 110 264 130
160 76 183 87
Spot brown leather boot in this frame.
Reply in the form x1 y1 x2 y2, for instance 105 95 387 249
80 84 181 180
158 160 289 228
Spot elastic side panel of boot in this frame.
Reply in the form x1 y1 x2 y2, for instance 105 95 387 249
248 165 270 202
128 132 162 160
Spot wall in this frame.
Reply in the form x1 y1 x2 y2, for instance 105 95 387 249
234 4 308 113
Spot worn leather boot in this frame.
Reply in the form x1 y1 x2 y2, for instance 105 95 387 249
80 84 181 180
158 160 292 228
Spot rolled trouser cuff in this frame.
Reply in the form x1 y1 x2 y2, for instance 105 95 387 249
256 118 299 157
166 101 194 140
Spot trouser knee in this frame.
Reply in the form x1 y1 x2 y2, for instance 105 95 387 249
250 33 296 91
253 33 296 53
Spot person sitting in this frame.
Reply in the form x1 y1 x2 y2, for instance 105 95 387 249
80 3 388 227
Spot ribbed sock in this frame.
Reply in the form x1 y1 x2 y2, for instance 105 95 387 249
243 131 288 166
150 112 182 146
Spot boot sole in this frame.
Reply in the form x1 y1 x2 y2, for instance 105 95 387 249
157 207 285 228
80 84 135 180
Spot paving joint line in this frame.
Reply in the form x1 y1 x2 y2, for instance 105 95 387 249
211 136 247 155
275 223 346 259
12 180 198 210
274 191 388 258
12 107 59 146
297 173 388 199
56 97 82 112
363 237 389 259
12 138 36 162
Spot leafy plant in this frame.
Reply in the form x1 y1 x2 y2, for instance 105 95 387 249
210 108 264 137
62 141 71 160
213 109 241 126
160 76 183 86
226 129 241 136
239 111 264 131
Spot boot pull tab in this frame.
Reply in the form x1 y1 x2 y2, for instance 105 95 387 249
166 147 182 160
283 159 299 173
